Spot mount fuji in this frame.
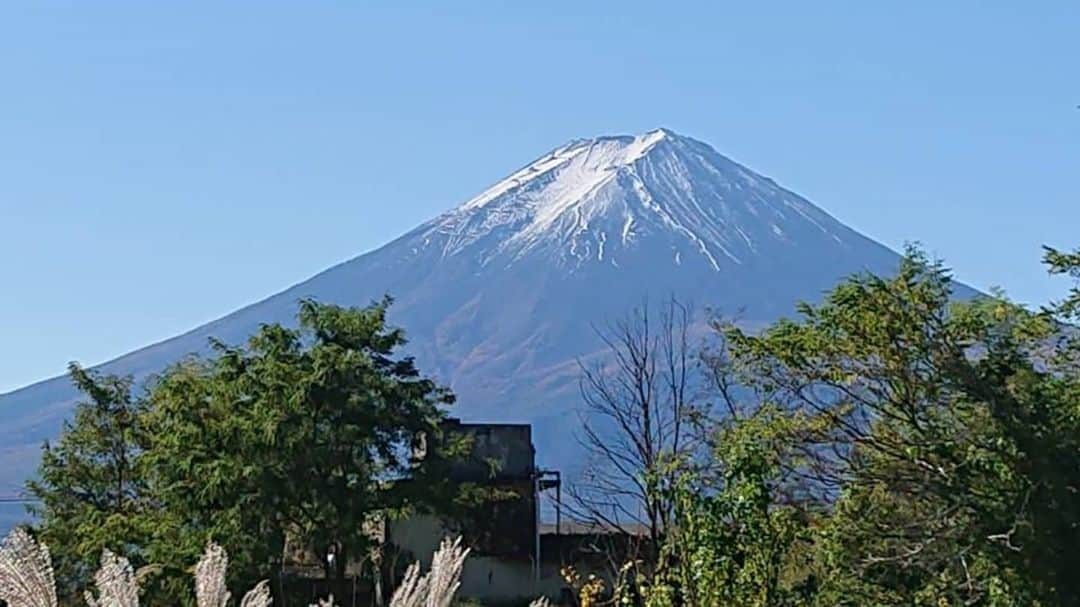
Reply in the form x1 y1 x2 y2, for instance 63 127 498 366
1 128 918 507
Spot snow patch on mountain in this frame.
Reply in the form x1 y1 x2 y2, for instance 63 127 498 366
419 128 848 271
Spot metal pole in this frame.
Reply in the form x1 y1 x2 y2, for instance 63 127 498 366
555 471 562 536
534 472 541 584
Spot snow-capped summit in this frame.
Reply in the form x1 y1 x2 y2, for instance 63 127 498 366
416 128 850 272
0 129 912 508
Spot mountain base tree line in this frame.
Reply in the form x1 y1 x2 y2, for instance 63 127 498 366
3 244 1079 606
567 245 1080 607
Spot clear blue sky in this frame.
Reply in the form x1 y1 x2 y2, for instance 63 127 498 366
1 2 1077 393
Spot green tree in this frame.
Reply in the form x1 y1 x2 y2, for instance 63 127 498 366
725 248 1080 606
26 363 150 603
638 405 819 607
566 247 1080 607
1044 245 1080 321
139 297 455 600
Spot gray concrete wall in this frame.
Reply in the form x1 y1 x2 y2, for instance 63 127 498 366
387 515 570 602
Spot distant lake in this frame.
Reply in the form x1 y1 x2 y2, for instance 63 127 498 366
0 502 32 534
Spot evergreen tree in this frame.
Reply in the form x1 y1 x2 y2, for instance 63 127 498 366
26 363 150 603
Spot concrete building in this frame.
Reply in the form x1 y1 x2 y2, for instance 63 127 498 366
284 419 638 605
385 419 570 604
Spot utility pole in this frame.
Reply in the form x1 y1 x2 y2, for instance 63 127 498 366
536 470 562 534
532 468 563 588
533 472 541 584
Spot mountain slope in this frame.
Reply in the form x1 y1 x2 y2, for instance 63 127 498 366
1 128 920 502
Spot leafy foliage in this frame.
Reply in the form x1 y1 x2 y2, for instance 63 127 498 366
720 248 1080 605
638 407 815 607
578 246 1080 607
139 297 455 596
29 298 461 603
1044 245 1080 321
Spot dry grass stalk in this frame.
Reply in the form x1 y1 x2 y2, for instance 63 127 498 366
388 561 426 607
424 537 468 607
238 580 272 607
388 536 469 607
195 543 273 607
194 543 231 607
84 549 139 607
0 528 58 607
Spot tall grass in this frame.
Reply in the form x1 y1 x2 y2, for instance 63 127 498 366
0 528 56 607
0 530 273 607
0 529 548 607
388 536 469 607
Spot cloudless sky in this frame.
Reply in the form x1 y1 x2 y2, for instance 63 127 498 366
1 1 1077 393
